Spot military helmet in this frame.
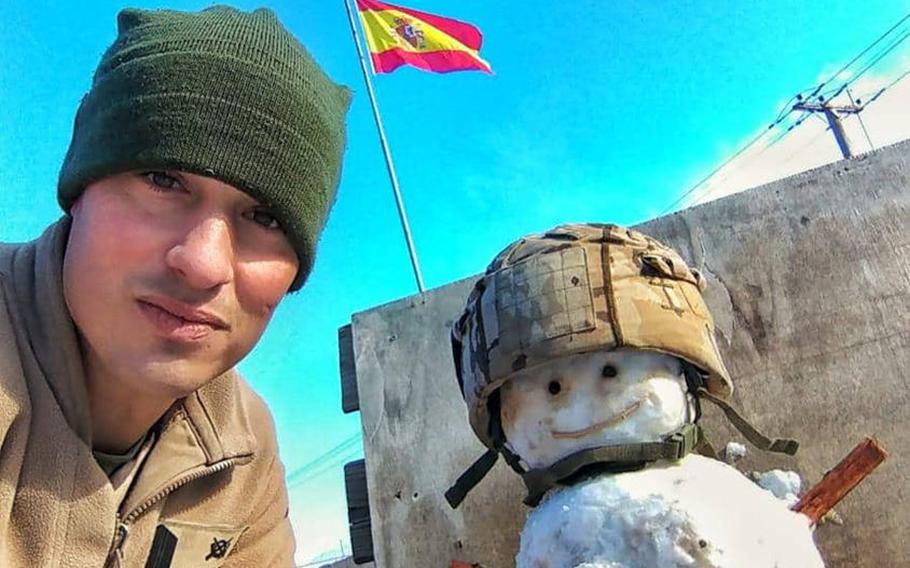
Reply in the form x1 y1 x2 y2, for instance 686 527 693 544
452 223 733 450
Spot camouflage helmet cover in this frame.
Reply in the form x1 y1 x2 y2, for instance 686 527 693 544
452 223 733 450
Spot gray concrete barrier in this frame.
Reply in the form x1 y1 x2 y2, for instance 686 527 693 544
343 139 910 567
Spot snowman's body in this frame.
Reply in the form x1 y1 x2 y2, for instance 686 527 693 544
519 454 822 568
500 349 824 568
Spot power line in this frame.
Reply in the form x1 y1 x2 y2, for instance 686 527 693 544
662 104 814 212
286 435 359 483
289 446 362 489
683 113 805 206
660 126 776 214
791 23 910 159
857 66 910 106
662 12 910 213
788 18 910 159
770 87 822 125
809 12 910 97
286 432 362 488
778 126 832 170
815 24 910 102
842 28 910 88
846 88 875 151
766 111 812 148
681 110 824 207
873 66 910 96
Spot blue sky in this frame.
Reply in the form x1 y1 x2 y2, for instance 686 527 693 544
2 0 909 562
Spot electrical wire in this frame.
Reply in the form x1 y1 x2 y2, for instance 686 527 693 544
769 87 821 126
660 126 778 214
286 432 362 488
859 66 910 106
666 107 817 211
286 438 360 487
288 446 362 489
776 125 833 171
766 111 812 148
287 452 361 489
810 12 910 96
684 113 801 204
815 26 910 102
841 28 910 88
662 11 910 213
846 88 875 150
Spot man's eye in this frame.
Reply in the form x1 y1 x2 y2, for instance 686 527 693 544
143 171 184 192
245 208 282 230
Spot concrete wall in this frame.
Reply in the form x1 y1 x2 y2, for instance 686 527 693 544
347 139 910 567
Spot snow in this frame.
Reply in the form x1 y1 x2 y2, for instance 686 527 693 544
722 442 747 464
756 469 802 507
517 455 824 568
500 349 694 469
498 348 823 567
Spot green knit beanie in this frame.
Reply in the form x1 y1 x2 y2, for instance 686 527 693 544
58 6 352 291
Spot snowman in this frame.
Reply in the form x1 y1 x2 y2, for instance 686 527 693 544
446 224 824 568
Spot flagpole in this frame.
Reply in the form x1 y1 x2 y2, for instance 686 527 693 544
343 0 426 293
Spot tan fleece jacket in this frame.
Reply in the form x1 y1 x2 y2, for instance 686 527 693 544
0 219 295 567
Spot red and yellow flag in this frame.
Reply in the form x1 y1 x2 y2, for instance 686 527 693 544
355 0 492 74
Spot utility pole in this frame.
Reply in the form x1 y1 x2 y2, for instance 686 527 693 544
792 92 864 159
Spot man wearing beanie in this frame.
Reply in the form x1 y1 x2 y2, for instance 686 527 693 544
0 6 349 567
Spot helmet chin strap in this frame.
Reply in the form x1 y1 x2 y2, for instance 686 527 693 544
444 448 501 509
683 363 799 456
517 423 703 506
446 365 799 510
444 423 705 509
696 387 799 455
446 407 706 509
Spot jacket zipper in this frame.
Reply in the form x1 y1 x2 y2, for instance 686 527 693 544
104 457 245 566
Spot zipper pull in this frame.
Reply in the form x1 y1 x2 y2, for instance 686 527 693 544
106 522 130 567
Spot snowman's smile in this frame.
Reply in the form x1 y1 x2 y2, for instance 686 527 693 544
551 399 644 439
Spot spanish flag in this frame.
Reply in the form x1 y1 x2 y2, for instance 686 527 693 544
355 0 492 74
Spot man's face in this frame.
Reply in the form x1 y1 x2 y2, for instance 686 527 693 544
63 170 299 400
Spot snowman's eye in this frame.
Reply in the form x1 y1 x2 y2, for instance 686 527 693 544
547 380 562 395
601 364 618 378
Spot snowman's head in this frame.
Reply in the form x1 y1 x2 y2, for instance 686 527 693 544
500 348 695 470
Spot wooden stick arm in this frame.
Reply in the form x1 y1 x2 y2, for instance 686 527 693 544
793 437 888 524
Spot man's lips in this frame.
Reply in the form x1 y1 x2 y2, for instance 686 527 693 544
551 399 644 439
136 296 229 341
138 296 229 328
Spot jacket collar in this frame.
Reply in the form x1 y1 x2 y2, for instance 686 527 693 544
4 217 257 463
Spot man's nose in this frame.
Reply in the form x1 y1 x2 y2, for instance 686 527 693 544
165 216 235 290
